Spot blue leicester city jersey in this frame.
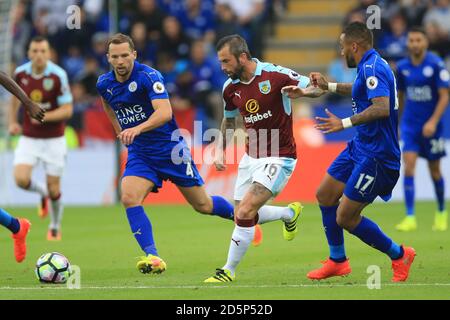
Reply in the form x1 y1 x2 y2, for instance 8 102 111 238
396 52 450 130
351 49 401 170
96 61 184 157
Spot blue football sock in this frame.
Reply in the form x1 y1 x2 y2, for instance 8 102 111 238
320 205 346 262
432 177 445 212
126 206 158 256
0 208 20 233
404 176 415 216
350 216 402 260
211 196 234 220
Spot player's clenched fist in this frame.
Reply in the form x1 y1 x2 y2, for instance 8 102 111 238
118 127 142 145
309 72 329 90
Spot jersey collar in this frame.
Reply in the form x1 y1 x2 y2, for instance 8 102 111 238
358 48 377 70
231 58 262 84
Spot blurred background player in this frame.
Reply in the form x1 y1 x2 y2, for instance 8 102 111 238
97 33 247 275
286 22 416 282
204 35 310 283
9 36 73 241
0 70 45 262
395 27 449 232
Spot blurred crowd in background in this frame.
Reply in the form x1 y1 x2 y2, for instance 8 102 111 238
8 0 450 147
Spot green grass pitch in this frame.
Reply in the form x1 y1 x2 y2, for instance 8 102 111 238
0 202 449 300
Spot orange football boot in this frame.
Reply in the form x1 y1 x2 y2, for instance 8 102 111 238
47 229 62 241
391 246 416 282
11 218 31 263
252 224 263 247
307 258 352 280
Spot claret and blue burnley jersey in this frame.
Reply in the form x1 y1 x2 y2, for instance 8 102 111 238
396 52 450 160
96 61 203 191
328 49 401 203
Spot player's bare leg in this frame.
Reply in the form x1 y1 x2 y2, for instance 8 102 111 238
205 182 272 282
397 152 418 231
307 174 352 280
47 175 63 241
428 159 447 231
122 176 166 274
14 164 48 218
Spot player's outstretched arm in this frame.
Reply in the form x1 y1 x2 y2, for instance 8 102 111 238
281 85 327 99
118 98 173 145
309 72 353 96
42 104 73 123
315 97 390 133
1 71 45 123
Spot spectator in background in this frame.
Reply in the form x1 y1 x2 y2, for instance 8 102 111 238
130 21 157 66
172 0 216 44
378 13 408 63
11 1 32 66
326 45 357 104
74 56 101 96
90 32 110 73
424 0 450 58
187 39 226 127
69 82 94 146
158 16 192 61
215 3 242 41
132 0 167 41
215 0 266 58
62 45 85 80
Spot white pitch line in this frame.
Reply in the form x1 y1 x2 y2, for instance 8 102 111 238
0 283 450 290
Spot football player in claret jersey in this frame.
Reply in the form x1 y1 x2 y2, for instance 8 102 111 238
285 22 416 282
204 34 322 283
0 71 44 262
97 33 244 274
395 27 449 232
9 36 73 241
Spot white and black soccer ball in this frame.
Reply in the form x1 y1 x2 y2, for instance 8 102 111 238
35 252 72 284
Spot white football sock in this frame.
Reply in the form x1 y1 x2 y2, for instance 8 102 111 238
50 198 63 230
223 225 255 276
257 205 294 224
27 180 48 197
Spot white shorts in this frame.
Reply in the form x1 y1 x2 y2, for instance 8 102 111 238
234 153 297 201
14 136 67 177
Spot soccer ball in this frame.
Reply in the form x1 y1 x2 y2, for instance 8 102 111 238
35 252 72 284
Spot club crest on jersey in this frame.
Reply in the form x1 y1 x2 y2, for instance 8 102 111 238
128 81 137 92
440 69 450 82
43 78 54 91
258 80 271 95
423 66 434 78
366 76 378 90
153 81 165 94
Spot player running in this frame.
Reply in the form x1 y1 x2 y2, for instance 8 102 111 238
0 70 45 262
284 22 416 282
395 27 449 232
97 33 251 275
9 36 73 241
204 34 315 283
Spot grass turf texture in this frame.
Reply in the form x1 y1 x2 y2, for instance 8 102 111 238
0 202 449 300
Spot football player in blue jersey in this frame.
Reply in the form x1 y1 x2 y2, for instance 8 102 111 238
395 27 449 232
96 33 251 274
284 22 416 282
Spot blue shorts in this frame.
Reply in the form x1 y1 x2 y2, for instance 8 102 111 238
123 149 204 193
327 143 399 203
402 128 446 161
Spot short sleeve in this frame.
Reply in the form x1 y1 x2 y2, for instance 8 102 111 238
435 60 450 89
279 67 310 89
364 63 390 100
223 79 239 118
56 70 73 106
141 70 170 101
